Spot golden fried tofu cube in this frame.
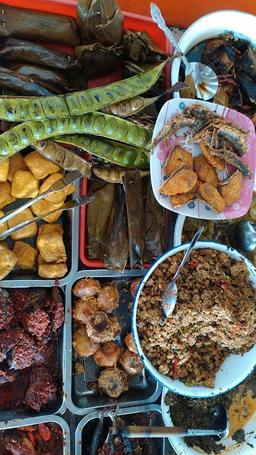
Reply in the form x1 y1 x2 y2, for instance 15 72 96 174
24 151 60 179
13 241 38 270
0 182 16 209
37 223 67 263
39 172 66 205
38 255 67 278
8 153 28 182
31 198 63 223
7 207 38 240
0 159 9 182
12 171 39 199
0 210 8 236
0 242 17 280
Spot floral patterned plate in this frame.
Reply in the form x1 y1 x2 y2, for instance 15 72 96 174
150 98 256 220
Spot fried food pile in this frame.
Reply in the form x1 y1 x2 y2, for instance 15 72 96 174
156 104 251 213
0 151 74 279
72 278 143 398
0 287 64 411
0 422 63 455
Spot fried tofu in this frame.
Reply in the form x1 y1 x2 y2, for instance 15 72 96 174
0 210 8 235
8 153 28 182
170 181 199 207
0 182 16 209
219 170 243 206
160 168 198 196
12 171 39 199
7 208 38 240
194 155 219 186
24 151 60 179
13 241 38 270
37 223 67 263
199 182 226 213
39 173 66 205
163 146 193 176
0 243 17 280
31 198 63 224
0 159 9 182
38 255 67 278
200 142 225 171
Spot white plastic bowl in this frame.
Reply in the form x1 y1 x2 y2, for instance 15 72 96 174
171 10 256 93
132 241 256 398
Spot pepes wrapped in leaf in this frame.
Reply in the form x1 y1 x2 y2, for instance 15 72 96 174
75 42 123 79
123 30 169 63
0 66 54 96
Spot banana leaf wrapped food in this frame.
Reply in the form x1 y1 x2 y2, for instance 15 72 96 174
75 42 123 79
123 30 169 63
0 66 54 96
77 0 124 46
144 181 165 261
0 3 80 45
0 38 80 70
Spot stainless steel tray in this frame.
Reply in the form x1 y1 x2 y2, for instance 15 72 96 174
75 404 165 455
0 286 66 420
0 415 70 455
65 270 162 415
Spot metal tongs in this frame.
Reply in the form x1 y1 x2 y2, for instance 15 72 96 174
0 170 83 228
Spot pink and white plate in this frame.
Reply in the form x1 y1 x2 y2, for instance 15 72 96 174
150 98 256 220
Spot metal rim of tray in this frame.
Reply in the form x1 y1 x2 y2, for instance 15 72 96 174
64 270 163 415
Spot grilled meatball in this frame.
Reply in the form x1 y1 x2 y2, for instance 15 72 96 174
96 284 119 313
98 367 129 398
73 326 99 357
93 341 121 367
119 349 143 375
124 333 137 354
86 312 120 343
73 278 101 298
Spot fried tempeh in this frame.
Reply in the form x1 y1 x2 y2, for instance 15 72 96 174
219 170 243 206
160 168 198 196
199 182 226 213
163 146 193 176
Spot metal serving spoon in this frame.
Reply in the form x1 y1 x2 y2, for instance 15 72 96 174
162 226 204 318
150 3 218 100
123 404 229 440
230 220 256 253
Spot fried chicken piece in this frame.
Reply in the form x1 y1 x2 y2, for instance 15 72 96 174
73 326 99 357
45 288 64 332
0 159 9 182
0 328 24 362
0 181 16 209
163 146 193 176
0 288 13 329
9 333 38 370
13 241 38 270
219 170 243 206
11 170 39 199
97 284 119 313
22 305 50 340
119 349 143 375
8 208 38 240
86 312 120 343
124 333 137 354
4 432 37 455
93 341 121 367
194 155 219 186
8 153 28 182
0 243 17 280
37 224 67 263
170 180 199 208
24 151 60 179
130 277 141 297
25 366 58 411
37 256 68 279
199 182 226 213
73 278 101 298
98 367 129 398
200 142 225 170
160 168 198 196
73 297 98 324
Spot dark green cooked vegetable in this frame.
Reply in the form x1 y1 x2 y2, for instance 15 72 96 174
55 134 149 169
0 60 167 122
0 112 151 157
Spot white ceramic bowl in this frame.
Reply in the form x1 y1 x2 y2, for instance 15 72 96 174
171 10 256 93
174 214 186 246
132 241 256 398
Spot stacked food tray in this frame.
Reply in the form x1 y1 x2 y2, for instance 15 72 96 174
0 1 171 454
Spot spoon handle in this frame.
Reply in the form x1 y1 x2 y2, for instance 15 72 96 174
150 3 189 67
171 226 204 283
123 425 221 438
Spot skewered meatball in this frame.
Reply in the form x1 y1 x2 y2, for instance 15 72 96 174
98 367 129 398
73 297 98 324
130 277 141 297
124 332 137 354
97 283 119 313
86 311 120 343
73 278 101 298
119 349 143 375
73 326 99 357
93 341 121 367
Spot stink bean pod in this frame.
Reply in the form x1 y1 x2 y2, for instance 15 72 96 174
0 61 167 122
54 134 150 169
0 112 152 158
